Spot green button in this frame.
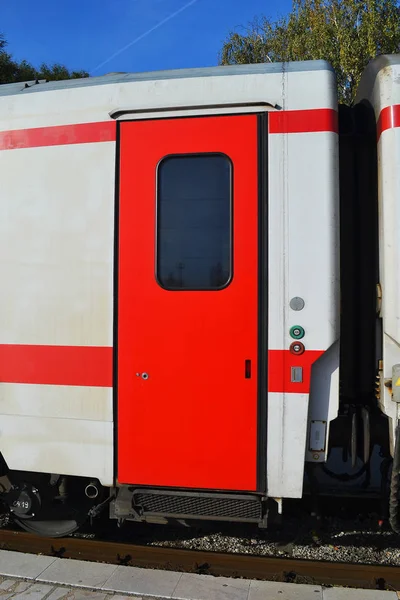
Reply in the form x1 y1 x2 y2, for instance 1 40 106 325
290 325 305 340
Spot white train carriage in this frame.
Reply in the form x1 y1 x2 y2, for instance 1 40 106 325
0 59 350 536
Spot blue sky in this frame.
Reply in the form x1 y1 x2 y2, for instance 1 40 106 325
2 0 292 75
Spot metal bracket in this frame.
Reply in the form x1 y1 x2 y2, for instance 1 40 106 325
88 492 115 525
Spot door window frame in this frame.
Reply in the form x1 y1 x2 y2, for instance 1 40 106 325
155 151 234 292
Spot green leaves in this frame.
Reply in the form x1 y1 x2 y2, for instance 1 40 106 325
219 0 400 104
37 64 89 81
0 34 88 84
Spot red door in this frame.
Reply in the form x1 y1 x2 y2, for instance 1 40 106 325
118 115 259 491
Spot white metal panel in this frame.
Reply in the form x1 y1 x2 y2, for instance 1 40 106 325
268 133 286 355
305 341 340 462
377 129 400 448
357 57 400 117
0 384 112 422
286 68 337 111
378 130 400 343
0 140 115 482
0 142 115 346
268 132 339 351
286 132 339 350
0 416 113 485
267 392 309 498
0 68 336 132
267 98 339 491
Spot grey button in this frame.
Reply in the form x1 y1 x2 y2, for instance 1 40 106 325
290 297 305 311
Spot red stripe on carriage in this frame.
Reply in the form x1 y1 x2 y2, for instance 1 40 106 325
377 105 400 139
0 109 338 151
0 345 113 387
269 108 338 135
268 349 324 394
0 121 116 150
0 344 322 393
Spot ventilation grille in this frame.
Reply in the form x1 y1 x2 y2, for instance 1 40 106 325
133 490 262 522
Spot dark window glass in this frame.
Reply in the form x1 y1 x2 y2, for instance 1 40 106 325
157 154 232 290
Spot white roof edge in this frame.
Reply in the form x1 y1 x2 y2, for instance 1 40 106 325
0 60 334 98
356 54 400 103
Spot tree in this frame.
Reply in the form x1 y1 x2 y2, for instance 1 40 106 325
219 0 400 104
0 34 88 85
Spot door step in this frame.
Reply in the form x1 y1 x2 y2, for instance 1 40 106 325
112 487 266 524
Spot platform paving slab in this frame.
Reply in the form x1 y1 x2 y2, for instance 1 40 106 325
48 591 108 600
0 553 56 580
0 581 18 591
0 578 30 600
0 578 145 600
171 572 250 600
45 588 74 600
4 583 54 600
102 565 181 598
323 587 397 599
248 580 323 600
37 559 118 589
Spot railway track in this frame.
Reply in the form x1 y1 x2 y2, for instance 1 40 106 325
0 529 400 592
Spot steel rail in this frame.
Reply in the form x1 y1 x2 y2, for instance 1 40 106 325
0 529 398 592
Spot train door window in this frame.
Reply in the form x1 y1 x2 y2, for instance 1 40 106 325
156 153 232 290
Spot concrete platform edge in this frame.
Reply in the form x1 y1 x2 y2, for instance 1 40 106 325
0 549 397 600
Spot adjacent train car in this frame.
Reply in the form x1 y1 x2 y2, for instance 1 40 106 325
356 56 400 448
0 55 394 536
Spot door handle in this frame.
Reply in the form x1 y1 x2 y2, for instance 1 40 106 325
245 360 251 379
